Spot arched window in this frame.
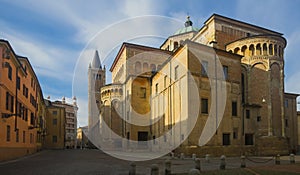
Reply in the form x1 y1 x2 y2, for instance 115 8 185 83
256 44 261 55
269 44 273 55
135 61 141 74
249 45 255 56
157 65 162 70
150 64 156 72
241 46 247 56
234 47 240 54
174 41 179 49
143 63 149 72
274 44 278 56
263 43 267 55
279 45 282 57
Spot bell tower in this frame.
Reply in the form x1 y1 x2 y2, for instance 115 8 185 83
88 50 106 133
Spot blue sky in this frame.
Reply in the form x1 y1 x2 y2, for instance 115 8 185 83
1 0 300 127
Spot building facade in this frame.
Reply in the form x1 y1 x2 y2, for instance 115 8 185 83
0 39 45 161
90 14 299 156
51 97 78 149
44 99 66 149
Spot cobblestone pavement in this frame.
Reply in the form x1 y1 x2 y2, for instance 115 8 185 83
0 149 299 175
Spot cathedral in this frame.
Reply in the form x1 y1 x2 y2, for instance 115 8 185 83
88 14 299 156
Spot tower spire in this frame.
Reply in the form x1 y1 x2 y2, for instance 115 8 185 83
91 50 102 69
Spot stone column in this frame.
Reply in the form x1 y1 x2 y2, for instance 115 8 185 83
275 154 280 165
241 155 246 168
220 155 226 170
194 158 201 171
290 154 295 164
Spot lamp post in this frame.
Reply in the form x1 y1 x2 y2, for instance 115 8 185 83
2 105 24 131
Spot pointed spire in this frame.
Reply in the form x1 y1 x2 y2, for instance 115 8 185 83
91 50 102 69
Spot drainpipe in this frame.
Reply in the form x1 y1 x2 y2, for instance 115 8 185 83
15 66 19 131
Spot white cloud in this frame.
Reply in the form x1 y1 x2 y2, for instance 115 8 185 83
2 31 76 81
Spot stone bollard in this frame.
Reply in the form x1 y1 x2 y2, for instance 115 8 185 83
151 164 159 175
220 155 226 170
129 162 136 175
194 158 201 171
205 154 210 163
170 152 175 159
241 155 246 168
275 154 280 165
165 159 171 175
192 153 197 160
290 154 295 164
189 168 200 175
180 153 185 160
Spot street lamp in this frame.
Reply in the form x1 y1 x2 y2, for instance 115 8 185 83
2 106 24 131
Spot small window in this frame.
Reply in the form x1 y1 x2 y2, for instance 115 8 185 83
223 66 228 80
6 125 11 142
23 131 26 143
23 85 28 98
140 87 146 98
53 118 57 125
201 98 208 114
52 136 57 143
201 61 208 76
285 118 288 127
8 64 12 80
233 128 238 139
30 112 35 125
17 76 20 90
5 92 9 111
232 101 237 116
223 133 230 145
16 129 19 142
30 133 33 144
269 44 273 55
257 116 261 122
135 62 141 74
6 92 14 112
175 66 179 80
150 64 156 72
245 134 254 145
246 110 250 119
155 83 158 94
164 76 167 88
284 99 288 108
52 111 57 115
174 41 179 49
